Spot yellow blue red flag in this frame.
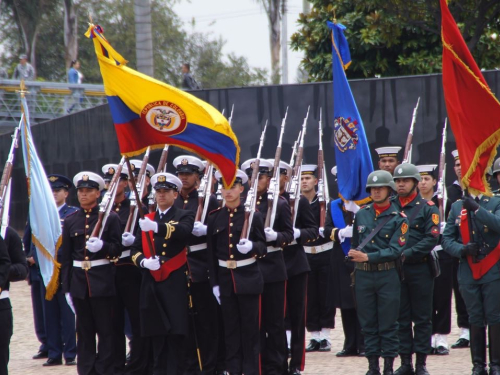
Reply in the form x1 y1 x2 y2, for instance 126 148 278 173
85 24 240 187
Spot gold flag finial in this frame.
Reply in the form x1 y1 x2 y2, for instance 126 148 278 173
88 12 94 26
17 79 29 98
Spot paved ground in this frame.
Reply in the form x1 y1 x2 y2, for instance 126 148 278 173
9 281 474 374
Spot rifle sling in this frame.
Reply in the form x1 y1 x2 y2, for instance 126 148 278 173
356 215 393 252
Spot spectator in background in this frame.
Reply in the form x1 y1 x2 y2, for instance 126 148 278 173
68 60 83 84
12 54 35 81
0 67 7 79
181 63 200 90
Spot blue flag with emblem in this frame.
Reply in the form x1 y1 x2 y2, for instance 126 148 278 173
327 21 373 204
20 97 62 300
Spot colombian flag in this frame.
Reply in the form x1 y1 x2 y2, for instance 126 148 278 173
85 24 239 187
441 0 500 196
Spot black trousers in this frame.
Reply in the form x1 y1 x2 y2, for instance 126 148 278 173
306 254 335 332
340 308 364 352
30 277 47 352
184 280 221 375
151 334 186 375
73 295 116 375
284 273 307 371
0 301 12 375
432 254 453 334
113 265 150 375
452 258 470 328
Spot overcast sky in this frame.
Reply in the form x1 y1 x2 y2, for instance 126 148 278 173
173 0 307 83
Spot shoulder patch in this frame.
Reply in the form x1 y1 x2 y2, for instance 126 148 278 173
427 200 435 206
208 207 222 215
362 205 371 210
399 212 407 218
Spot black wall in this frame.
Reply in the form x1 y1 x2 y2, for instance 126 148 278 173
4 71 500 231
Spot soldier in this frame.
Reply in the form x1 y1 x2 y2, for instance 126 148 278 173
416 165 453 356
442 191 500 375
279 162 318 375
241 158 294 375
375 147 402 175
171 155 223 375
207 169 266 375
60 171 123 375
446 150 470 349
323 166 365 357
348 170 409 375
131 172 195 375
392 164 440 375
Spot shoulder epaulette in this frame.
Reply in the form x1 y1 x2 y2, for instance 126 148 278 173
362 205 371 209
426 200 435 206
208 207 222 215
399 212 407 218
65 210 79 219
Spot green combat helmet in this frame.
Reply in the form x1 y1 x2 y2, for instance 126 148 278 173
365 170 396 193
393 163 421 182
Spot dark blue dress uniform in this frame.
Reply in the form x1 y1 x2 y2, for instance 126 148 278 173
207 202 266 375
174 189 223 375
1 227 28 374
60 173 123 375
131 204 195 375
281 194 317 373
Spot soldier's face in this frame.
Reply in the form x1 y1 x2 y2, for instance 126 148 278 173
378 157 398 174
155 188 177 210
454 160 461 180
178 172 197 191
222 184 244 205
116 179 128 195
301 174 317 194
257 174 270 195
370 186 391 204
77 188 100 207
52 188 69 206
395 178 417 197
279 173 288 190
418 175 436 195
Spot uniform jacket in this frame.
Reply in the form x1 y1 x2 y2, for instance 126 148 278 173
351 202 409 263
5 227 28 291
207 203 266 296
0 236 10 305
445 182 463 218
60 206 122 298
442 196 500 285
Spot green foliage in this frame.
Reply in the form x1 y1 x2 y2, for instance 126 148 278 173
290 0 500 81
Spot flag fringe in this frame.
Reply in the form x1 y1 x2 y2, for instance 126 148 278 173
31 234 61 300
339 193 372 206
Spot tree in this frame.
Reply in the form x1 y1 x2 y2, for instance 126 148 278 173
63 0 78 70
290 0 500 81
134 0 154 76
257 0 284 84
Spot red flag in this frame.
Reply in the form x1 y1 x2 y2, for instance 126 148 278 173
441 0 500 196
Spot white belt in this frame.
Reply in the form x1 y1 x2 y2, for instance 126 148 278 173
218 258 256 269
189 243 207 252
73 259 110 270
0 290 9 299
120 250 131 258
303 242 334 254
267 246 282 253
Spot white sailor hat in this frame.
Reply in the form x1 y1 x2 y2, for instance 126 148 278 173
375 146 402 159
416 164 438 177
102 163 128 181
331 166 337 176
150 173 182 191
73 172 105 191
301 164 317 175
451 150 459 161
215 169 248 185
241 158 273 177
173 155 205 173
123 160 155 178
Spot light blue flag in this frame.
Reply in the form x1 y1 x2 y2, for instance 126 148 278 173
20 97 62 300
327 21 373 204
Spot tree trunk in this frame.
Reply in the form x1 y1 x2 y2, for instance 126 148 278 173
63 0 78 72
267 0 281 84
134 0 154 76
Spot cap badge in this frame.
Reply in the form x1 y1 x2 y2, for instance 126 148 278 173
108 167 115 175
250 162 255 169
181 159 189 165
397 168 403 174
373 176 378 182
130 164 136 171
49 176 58 182
158 175 166 183
82 175 89 181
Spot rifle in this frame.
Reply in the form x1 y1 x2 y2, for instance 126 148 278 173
214 105 235 205
241 122 268 239
195 162 214 223
437 118 448 221
0 122 21 235
149 145 169 212
402 97 421 164
91 157 126 238
289 107 310 227
265 107 288 228
125 147 150 234
317 108 330 228
286 130 301 193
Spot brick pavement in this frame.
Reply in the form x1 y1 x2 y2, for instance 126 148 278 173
8 281 473 374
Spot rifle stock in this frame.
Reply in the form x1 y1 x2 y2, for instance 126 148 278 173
403 97 420 163
317 108 328 228
125 148 150 233
437 118 448 221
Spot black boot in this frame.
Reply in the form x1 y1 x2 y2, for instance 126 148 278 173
489 324 500 375
470 325 488 375
366 355 381 375
394 354 414 375
383 357 394 375
415 353 430 375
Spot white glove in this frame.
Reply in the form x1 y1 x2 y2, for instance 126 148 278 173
122 232 135 247
86 237 103 253
237 239 253 254
212 285 221 305
440 222 446 234
139 217 158 233
293 228 301 240
65 293 75 314
319 227 325 238
338 226 353 242
344 200 360 214
141 256 161 271
264 227 278 242
192 221 207 237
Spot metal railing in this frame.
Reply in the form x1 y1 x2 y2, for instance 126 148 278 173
0 79 107 128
